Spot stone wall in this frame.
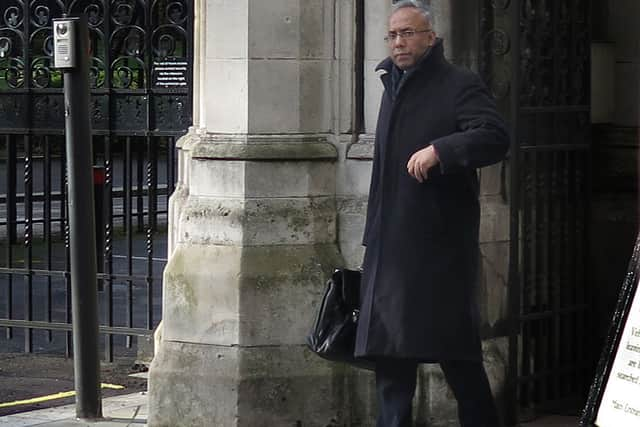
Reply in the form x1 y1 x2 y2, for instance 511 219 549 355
149 1 349 425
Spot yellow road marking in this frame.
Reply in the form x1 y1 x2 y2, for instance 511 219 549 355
101 383 125 390
0 383 125 408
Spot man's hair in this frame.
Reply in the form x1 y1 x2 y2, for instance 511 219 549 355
391 0 434 28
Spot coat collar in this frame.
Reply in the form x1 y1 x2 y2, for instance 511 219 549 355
375 37 446 77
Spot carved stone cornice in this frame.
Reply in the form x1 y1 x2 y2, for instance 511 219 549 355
189 133 338 161
346 133 374 160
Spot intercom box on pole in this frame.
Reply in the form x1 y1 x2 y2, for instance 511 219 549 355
53 18 78 69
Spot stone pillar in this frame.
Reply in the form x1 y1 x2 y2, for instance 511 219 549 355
148 1 347 426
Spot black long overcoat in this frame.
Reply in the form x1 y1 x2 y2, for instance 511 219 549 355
354 39 509 362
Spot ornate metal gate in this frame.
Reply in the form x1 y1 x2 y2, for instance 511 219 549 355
0 0 192 361
481 0 592 420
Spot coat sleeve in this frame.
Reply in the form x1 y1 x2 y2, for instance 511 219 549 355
430 71 509 174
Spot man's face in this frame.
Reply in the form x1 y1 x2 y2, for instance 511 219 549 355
388 8 436 70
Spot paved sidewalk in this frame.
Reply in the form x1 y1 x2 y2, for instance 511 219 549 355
0 400 579 427
0 392 147 426
0 386 580 427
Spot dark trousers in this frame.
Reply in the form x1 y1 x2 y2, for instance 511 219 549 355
375 359 499 427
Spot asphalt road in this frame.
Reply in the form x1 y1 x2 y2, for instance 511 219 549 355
0 220 167 357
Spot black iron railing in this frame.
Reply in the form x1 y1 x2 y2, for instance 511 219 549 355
0 0 192 362
480 0 592 420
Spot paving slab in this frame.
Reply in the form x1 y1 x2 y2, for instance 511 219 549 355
1 385 582 427
0 392 147 427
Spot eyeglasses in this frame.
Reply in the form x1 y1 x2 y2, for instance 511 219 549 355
384 29 433 43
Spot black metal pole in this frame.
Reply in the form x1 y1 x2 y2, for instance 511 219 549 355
61 14 102 420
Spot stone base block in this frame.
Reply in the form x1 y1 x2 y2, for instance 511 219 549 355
149 332 508 427
344 367 376 426
148 341 348 427
161 243 343 346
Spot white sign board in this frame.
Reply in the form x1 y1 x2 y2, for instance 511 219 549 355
595 284 640 425
582 235 640 427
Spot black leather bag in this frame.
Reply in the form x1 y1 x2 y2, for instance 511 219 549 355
306 268 374 370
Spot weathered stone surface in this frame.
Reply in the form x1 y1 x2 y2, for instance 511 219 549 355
168 130 197 255
148 342 239 427
479 162 505 197
333 0 356 133
246 59 333 133
364 63 384 134
247 59 300 132
336 196 368 268
195 133 332 145
364 0 390 61
346 135 375 160
148 342 348 427
362 0 389 133
237 244 343 346
248 0 334 59
479 195 510 243
205 0 248 60
190 140 338 161
479 241 510 329
162 245 241 346
190 160 245 198
190 158 337 198
204 58 249 133
298 60 334 132
162 241 342 346
335 136 371 268
177 196 337 246
336 159 373 197
236 346 346 427
248 0 302 59
337 57 355 133
168 184 189 256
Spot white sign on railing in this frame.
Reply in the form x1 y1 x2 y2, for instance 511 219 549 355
596 288 640 424
582 234 640 426
153 60 188 87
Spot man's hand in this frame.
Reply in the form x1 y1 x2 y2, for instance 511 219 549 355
407 145 439 183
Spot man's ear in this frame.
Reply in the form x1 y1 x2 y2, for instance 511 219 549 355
428 32 437 46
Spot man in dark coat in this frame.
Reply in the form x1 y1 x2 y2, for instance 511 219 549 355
354 1 509 426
